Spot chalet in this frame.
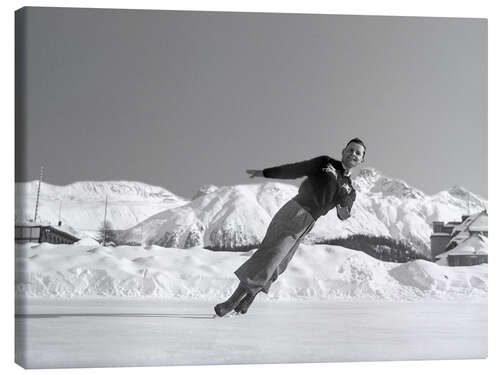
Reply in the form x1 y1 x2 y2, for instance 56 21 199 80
15 223 80 244
435 234 488 266
430 210 488 266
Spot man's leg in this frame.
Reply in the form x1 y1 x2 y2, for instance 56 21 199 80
235 210 314 295
232 200 314 313
233 224 312 315
214 199 314 316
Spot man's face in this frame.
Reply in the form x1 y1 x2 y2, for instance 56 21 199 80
341 142 365 169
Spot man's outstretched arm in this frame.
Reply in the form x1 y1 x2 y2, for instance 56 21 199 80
246 169 264 178
248 155 329 180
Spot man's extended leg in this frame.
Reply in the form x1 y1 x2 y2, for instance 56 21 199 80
214 199 314 316
233 224 312 315
234 199 315 295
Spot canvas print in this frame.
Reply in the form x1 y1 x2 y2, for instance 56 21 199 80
15 7 488 369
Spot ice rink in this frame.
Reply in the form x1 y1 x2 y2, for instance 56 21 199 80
15 298 487 369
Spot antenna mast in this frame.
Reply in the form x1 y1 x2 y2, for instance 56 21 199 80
140 223 143 246
58 200 62 226
103 195 108 244
33 166 44 223
468 192 470 216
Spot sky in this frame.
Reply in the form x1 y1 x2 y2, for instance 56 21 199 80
16 7 487 199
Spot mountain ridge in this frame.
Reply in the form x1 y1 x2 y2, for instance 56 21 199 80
15 169 487 254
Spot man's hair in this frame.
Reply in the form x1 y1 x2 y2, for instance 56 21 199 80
345 138 366 156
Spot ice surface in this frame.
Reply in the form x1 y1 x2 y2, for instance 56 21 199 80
15 299 487 369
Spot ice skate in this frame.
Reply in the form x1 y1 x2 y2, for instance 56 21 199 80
214 283 247 317
234 292 257 315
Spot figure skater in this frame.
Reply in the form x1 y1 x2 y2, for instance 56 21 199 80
214 138 366 316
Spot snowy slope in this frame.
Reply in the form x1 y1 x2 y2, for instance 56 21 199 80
115 180 391 249
349 168 487 251
15 243 487 300
15 181 189 232
116 183 298 249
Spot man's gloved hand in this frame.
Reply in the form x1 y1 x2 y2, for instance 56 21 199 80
336 204 350 221
246 169 264 178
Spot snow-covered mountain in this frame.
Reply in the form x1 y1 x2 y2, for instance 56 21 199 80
353 168 426 199
345 168 487 252
116 183 298 249
15 169 487 255
15 181 189 236
116 168 487 255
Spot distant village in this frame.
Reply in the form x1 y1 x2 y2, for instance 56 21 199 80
430 210 488 266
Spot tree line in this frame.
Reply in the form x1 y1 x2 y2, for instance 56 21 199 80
315 234 431 263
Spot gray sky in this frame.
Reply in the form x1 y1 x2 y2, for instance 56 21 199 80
16 7 487 198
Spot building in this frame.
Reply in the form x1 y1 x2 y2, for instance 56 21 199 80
435 234 488 266
430 221 461 259
430 210 488 266
15 224 80 244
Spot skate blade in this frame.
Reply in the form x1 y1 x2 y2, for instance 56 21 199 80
212 311 243 318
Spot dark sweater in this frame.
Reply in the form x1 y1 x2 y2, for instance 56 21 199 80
262 155 356 220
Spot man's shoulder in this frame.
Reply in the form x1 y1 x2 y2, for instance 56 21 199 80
314 155 338 161
319 156 342 169
307 155 344 174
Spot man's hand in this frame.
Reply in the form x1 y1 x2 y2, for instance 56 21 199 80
336 204 350 221
246 169 264 178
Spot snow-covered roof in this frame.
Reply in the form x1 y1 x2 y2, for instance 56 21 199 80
469 213 488 232
436 234 488 260
15 221 81 240
446 210 488 249
451 210 488 235
15 220 50 227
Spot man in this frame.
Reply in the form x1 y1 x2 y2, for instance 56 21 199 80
214 138 366 317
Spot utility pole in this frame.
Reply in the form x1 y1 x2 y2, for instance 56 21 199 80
103 195 108 244
468 192 470 216
33 166 44 223
58 200 62 226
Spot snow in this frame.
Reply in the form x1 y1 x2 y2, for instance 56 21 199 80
13 172 488 369
15 180 189 231
451 210 488 237
15 299 487 368
117 182 297 249
192 184 219 199
74 238 100 246
469 213 488 231
436 235 488 265
15 169 488 255
16 180 186 202
113 169 488 253
15 242 487 301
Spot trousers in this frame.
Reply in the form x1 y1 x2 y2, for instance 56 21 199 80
234 198 315 294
